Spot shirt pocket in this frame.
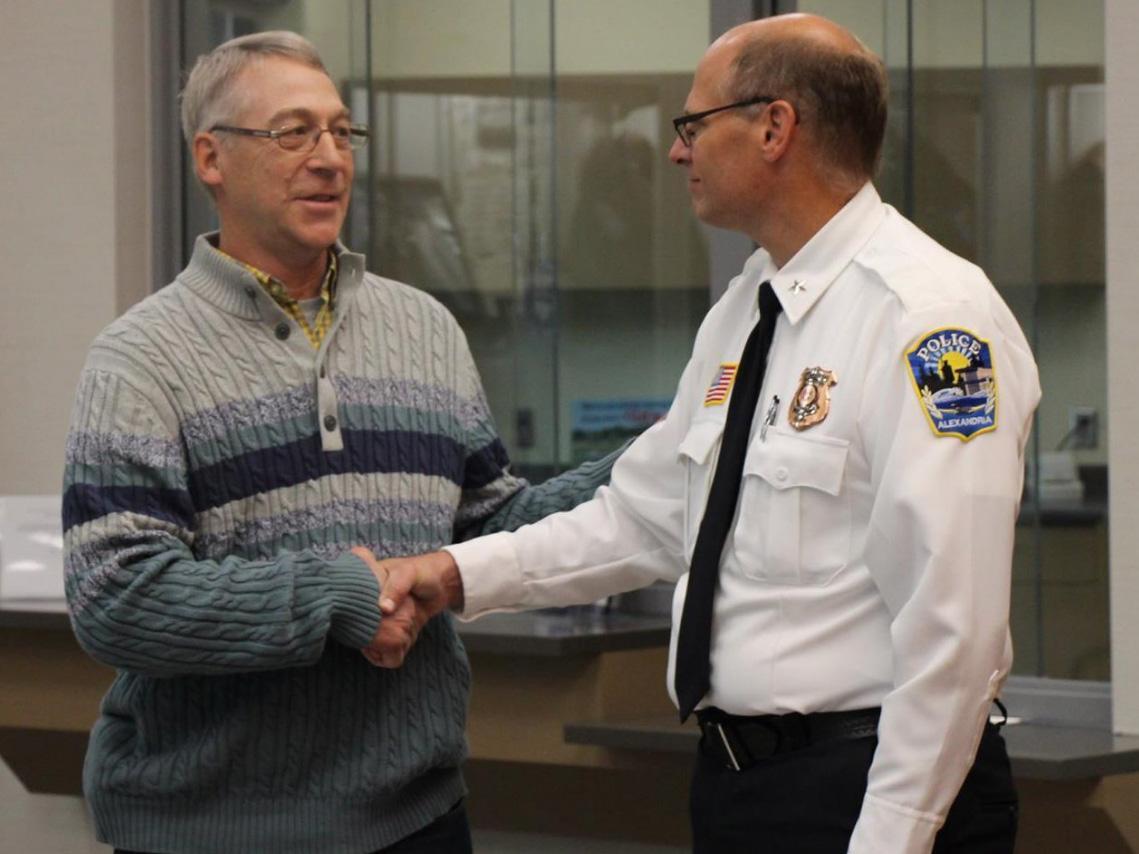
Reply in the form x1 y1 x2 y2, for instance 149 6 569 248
677 418 725 558
734 430 852 586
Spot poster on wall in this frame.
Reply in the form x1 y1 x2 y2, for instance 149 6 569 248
570 398 672 464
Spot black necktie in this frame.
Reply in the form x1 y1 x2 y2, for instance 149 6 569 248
675 281 782 722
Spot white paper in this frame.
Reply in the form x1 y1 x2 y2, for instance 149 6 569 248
0 495 65 600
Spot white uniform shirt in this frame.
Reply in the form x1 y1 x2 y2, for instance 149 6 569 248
447 183 1041 854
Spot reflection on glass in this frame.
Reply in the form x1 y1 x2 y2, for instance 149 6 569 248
554 83 709 469
802 0 1107 680
351 1 712 477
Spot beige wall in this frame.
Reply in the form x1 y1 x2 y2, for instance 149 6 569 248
1105 0 1139 736
0 0 151 495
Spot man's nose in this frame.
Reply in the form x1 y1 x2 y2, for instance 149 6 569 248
668 136 690 165
307 129 349 167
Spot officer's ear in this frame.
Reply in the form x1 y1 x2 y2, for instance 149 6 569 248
760 100 797 162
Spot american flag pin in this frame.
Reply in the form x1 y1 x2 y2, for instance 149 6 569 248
703 363 738 407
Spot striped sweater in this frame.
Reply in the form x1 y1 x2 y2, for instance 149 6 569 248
62 234 615 853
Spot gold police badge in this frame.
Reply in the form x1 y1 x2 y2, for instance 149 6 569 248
789 367 837 430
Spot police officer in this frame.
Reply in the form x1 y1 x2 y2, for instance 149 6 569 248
371 13 1040 854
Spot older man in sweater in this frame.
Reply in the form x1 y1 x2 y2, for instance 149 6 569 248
62 31 613 854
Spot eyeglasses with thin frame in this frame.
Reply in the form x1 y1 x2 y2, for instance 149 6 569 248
210 122 370 152
672 96 777 147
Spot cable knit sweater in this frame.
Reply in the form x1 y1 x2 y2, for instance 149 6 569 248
62 234 616 853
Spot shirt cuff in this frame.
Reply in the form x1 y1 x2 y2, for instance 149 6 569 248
847 792 942 854
443 532 525 618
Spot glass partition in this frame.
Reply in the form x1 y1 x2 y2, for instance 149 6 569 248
176 0 1107 680
803 0 1108 681
357 0 712 476
346 0 708 479
548 2 711 468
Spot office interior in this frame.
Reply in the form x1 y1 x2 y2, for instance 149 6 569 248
2 0 1138 851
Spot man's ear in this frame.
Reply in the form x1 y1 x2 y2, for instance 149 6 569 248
192 131 224 193
760 100 797 162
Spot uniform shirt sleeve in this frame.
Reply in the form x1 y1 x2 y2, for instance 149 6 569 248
847 303 1040 853
63 354 382 677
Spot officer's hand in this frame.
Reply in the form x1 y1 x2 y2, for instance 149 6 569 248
351 546 432 668
377 551 464 619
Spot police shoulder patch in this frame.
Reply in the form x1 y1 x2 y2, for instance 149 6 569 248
905 327 997 440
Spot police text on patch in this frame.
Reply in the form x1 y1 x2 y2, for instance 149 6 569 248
905 326 998 441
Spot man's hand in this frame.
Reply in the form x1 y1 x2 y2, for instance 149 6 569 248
351 546 430 668
377 551 464 619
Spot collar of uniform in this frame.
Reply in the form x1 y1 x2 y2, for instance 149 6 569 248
179 232 365 320
766 182 886 325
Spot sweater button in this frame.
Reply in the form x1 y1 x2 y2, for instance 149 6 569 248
324 415 338 431
244 286 256 299
275 322 290 340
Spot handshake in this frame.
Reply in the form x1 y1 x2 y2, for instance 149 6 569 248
350 547 465 668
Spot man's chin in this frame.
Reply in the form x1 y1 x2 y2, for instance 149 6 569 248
690 200 740 232
690 200 719 229
291 226 344 252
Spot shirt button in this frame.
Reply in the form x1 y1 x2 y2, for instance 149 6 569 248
775 467 789 482
324 415 338 431
275 322 290 340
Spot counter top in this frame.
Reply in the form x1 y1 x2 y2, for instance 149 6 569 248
0 598 671 657
0 598 69 630
563 715 1139 781
1019 499 1107 528
456 606 671 655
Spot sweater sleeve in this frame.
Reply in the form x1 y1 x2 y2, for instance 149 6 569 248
472 442 627 536
63 357 382 677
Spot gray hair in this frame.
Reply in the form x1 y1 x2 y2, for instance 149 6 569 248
725 30 889 190
179 30 329 146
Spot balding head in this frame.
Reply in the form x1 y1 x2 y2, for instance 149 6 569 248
713 14 888 190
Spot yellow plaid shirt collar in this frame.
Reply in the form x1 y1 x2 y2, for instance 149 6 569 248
220 250 339 349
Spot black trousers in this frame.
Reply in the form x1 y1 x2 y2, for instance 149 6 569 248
114 799 472 854
690 722 1017 853
376 800 472 854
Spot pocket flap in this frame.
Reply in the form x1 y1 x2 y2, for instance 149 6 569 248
678 419 724 466
745 431 849 495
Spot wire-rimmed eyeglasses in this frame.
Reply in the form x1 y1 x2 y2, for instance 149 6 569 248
672 96 777 147
211 122 370 152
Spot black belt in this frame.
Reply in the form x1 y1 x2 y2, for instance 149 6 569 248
696 706 881 771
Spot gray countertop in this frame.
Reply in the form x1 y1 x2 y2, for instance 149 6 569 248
0 598 671 656
1019 499 1107 527
563 715 1139 781
0 598 70 630
452 606 671 655
8 599 1136 779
